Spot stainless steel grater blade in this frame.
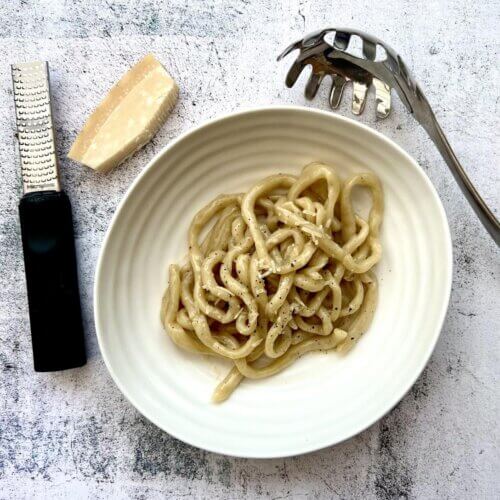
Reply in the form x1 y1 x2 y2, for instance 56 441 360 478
11 61 60 194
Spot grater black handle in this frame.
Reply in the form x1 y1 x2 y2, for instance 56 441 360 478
19 190 86 371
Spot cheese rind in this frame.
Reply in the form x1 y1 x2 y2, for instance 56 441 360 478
68 54 178 173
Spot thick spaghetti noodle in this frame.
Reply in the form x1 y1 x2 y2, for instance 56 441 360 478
161 162 383 402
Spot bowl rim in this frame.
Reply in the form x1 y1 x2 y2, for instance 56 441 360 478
94 105 453 458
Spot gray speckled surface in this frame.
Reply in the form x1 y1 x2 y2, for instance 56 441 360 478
0 1 499 498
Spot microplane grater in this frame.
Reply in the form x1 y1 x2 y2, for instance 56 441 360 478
12 61 86 372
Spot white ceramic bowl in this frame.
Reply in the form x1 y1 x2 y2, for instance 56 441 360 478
95 106 452 458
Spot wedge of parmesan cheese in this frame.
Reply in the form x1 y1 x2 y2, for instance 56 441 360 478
68 53 178 173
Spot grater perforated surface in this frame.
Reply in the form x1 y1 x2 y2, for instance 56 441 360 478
11 61 60 193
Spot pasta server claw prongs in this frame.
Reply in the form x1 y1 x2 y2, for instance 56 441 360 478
277 28 395 120
278 28 500 245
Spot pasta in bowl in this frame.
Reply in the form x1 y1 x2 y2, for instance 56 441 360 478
161 162 383 402
94 106 452 457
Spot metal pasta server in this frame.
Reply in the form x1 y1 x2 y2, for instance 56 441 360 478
11 61 86 371
278 28 500 245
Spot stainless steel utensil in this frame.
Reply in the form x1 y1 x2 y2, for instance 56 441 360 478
278 28 500 245
12 61 86 371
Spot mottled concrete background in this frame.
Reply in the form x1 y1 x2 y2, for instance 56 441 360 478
0 0 499 498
